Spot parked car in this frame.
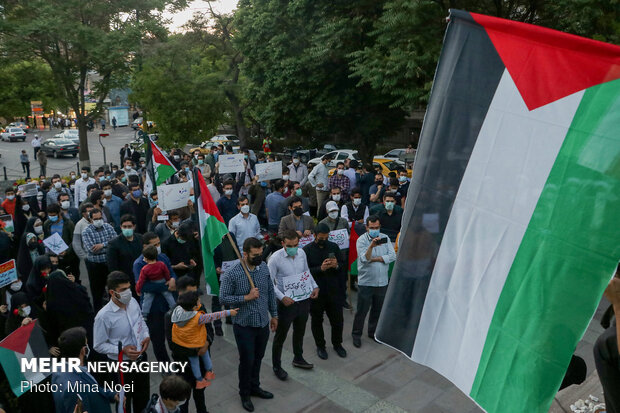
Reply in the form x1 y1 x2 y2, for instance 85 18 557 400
54 129 80 144
39 138 79 158
374 148 407 160
131 117 156 130
8 121 30 133
1 127 27 142
372 158 412 178
308 149 360 168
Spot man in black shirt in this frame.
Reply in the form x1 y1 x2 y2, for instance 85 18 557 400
162 221 202 282
107 214 144 296
303 223 347 360
120 182 150 234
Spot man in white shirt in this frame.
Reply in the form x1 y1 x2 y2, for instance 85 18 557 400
31 134 41 160
228 196 261 251
267 229 319 381
287 157 308 186
72 202 94 263
307 154 332 210
74 167 95 207
94 271 150 413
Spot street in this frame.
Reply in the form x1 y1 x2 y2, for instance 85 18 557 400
0 126 138 181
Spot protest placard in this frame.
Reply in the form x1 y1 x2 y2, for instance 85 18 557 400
0 260 17 289
298 234 315 248
218 154 246 174
256 161 283 182
282 270 314 301
18 183 38 198
43 233 69 255
158 181 192 211
0 215 14 233
328 228 349 250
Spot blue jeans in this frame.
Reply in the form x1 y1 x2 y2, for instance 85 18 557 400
188 352 212 381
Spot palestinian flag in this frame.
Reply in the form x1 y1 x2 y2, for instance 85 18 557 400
151 140 176 186
348 224 359 275
193 168 228 295
376 10 620 413
0 321 50 397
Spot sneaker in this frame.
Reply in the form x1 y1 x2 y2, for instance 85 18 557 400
204 371 216 380
195 379 211 389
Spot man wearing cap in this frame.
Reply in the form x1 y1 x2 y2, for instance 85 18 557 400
308 154 332 211
319 201 349 232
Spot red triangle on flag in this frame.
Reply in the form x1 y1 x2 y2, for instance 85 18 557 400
471 12 620 110
0 321 36 354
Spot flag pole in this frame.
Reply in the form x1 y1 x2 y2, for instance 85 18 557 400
226 233 256 289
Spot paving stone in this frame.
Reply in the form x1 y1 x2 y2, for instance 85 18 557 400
355 374 401 399
387 379 444 412
305 399 354 413
363 400 410 413
433 386 481 413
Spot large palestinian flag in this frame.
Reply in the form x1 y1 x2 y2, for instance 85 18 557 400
193 168 228 295
0 321 50 396
150 140 176 186
376 10 620 413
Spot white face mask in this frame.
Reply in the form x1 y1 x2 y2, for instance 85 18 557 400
34 226 43 234
37 193 44 201
293 158 299 164
240 205 250 214
156 246 162 255
104 189 112 197
6 195 15 201
337 169 344 175
81 173 88 179
328 211 339 219
282 175 289 181
125 165 132 170
22 204 30 212
60 200 70 209
224 189 233 196
10 281 22 291
114 289 132 305
21 306 31 316
171 221 180 229
54 182 62 189
331 194 341 202
353 198 362 206
93 219 104 228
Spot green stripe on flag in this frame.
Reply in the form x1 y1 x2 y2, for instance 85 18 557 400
470 79 620 412
0 347 26 396
155 164 176 186
202 215 228 296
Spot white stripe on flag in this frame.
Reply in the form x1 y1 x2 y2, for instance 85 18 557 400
23 344 47 385
410 70 584 393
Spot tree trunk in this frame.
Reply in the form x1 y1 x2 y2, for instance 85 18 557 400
358 134 377 170
226 91 248 146
77 116 90 169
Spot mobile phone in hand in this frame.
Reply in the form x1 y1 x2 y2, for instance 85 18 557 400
328 252 336 259
376 238 388 245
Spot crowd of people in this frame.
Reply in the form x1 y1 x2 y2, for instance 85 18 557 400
0 141 617 413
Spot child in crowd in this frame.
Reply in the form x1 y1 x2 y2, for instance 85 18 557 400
136 245 176 318
172 290 238 389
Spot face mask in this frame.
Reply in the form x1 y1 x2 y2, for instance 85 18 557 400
316 239 326 247
292 189 302 197
174 155 180 160
156 246 162 254
375 180 383 186
293 158 299 164
132 189 142 198
34 226 43 234
170 221 180 229
184 167 190 172
328 211 339 219
260 181 267 187
70 184 75 190
293 207 303 217
125 165 132 170
249 255 262 266
21 306 31 317
61 201 70 209
399 176 407 182
331 194 341 202
83 344 90 359
10 281 22 291
282 175 289 181
70 175 76 179
97 176 104 182
22 204 30 212
6 195 15 201
112 169 118 173
54 182 62 189
93 219 104 228
369 229 381 238
176 236 186 244
122 228 134 238
81 173 88 179
102 198 107 206
114 289 132 305
240 205 250 214
385 201 395 211
37 194 44 201
337 169 344 175
194 154 199 159
140 164 145 168
285 247 298 257
224 189 233 196
189 195 195 203
104 189 112 197
353 198 362 206
244 155 249 160
121 177 127 183
198 159 204 165
49 215 59 222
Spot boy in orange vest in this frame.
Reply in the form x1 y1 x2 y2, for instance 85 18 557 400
172 290 238 389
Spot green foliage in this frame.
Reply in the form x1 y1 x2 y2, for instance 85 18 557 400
130 34 226 147
0 60 63 120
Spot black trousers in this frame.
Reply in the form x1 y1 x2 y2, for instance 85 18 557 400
233 324 270 397
146 310 170 363
33 146 40 160
311 293 344 348
594 322 620 413
272 299 310 366
86 260 109 312
352 285 387 338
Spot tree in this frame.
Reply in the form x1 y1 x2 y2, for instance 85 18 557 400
0 59 63 121
130 34 226 147
234 0 407 166
350 0 620 110
0 0 187 167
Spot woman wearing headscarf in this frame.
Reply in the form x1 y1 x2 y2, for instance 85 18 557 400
14 194 35 242
25 255 52 307
4 292 35 337
16 218 45 283
44 269 94 348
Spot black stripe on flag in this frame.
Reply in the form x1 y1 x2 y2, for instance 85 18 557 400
376 10 506 355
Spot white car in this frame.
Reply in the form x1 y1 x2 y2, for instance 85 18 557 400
1 127 26 142
308 149 360 168
54 129 80 144
374 148 408 160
